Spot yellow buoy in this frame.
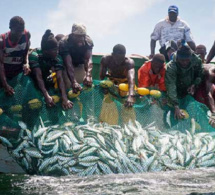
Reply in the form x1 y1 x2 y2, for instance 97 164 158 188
10 105 23 112
150 90 162 98
51 95 60 103
180 109 189 119
119 83 129 92
99 80 113 88
0 108 3 115
137 88 150 96
68 90 80 99
195 121 201 131
28 99 42 109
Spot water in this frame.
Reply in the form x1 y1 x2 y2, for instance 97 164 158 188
1 168 215 195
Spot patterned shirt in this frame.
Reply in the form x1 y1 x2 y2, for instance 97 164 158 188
151 17 194 47
29 48 64 82
0 30 29 78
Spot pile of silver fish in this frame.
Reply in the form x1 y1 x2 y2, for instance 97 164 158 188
1 118 215 176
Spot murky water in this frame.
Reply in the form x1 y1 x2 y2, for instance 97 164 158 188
1 168 215 195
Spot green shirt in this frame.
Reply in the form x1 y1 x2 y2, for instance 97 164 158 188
29 48 64 81
165 53 203 106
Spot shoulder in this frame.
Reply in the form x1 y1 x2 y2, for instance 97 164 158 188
191 53 202 65
85 35 94 48
154 19 166 27
59 35 69 47
125 57 135 68
139 61 151 71
0 33 7 49
178 19 190 27
166 58 177 73
25 30 31 39
29 48 40 62
101 55 111 64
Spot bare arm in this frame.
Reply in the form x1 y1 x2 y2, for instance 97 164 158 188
33 67 55 107
23 32 31 75
56 70 73 110
206 81 215 113
62 54 82 92
206 77 215 128
0 40 14 95
83 49 93 86
100 57 108 80
125 59 135 107
150 39 156 59
187 41 196 51
206 42 215 63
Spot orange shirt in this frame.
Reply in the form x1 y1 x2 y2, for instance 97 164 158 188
138 61 166 91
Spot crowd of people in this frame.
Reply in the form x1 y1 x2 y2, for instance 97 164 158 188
1 5 215 128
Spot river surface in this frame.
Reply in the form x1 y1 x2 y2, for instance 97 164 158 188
1 168 215 195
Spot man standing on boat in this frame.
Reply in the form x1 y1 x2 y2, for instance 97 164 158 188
59 23 94 93
0 16 31 95
100 44 135 107
165 44 203 119
150 5 196 59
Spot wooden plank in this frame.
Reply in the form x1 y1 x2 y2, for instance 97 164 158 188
0 145 24 173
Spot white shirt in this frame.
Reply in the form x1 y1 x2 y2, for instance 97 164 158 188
151 17 194 47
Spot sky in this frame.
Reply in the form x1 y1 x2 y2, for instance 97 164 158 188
0 0 215 57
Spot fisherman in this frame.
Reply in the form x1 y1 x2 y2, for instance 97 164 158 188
165 44 203 119
55 34 64 42
59 23 94 93
206 41 215 63
100 44 135 107
150 5 196 59
138 54 166 91
0 16 31 95
194 64 215 127
29 29 73 110
195 44 207 63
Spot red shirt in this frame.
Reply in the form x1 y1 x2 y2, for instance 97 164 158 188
138 61 166 91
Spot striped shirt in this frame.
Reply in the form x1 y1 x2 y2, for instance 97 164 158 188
0 30 29 78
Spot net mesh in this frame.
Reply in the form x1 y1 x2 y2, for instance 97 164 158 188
0 77 213 134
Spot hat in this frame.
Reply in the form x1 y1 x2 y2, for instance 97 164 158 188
168 5 179 14
71 23 86 35
177 45 192 59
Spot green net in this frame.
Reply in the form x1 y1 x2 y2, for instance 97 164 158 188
0 77 214 134
0 63 215 175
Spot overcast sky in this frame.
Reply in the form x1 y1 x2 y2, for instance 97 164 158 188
0 0 215 57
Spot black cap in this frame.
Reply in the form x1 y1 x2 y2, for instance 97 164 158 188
177 45 192 59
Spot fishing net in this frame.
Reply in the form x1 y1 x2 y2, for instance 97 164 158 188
0 58 215 175
0 78 212 133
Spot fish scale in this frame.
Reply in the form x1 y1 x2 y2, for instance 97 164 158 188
7 119 215 176
24 147 43 158
79 147 97 158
